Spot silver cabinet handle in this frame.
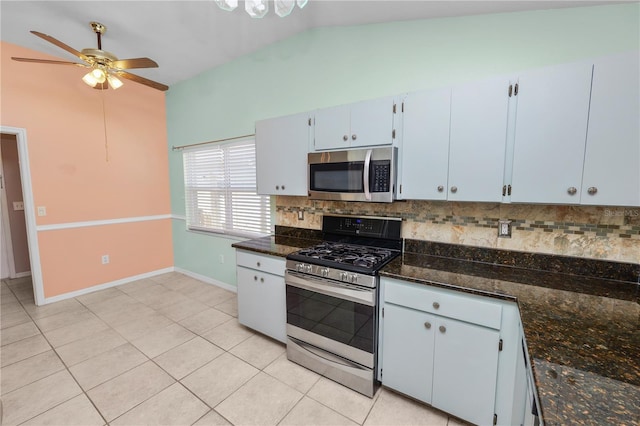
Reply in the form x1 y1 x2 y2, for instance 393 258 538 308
433 302 440 309
437 185 444 192
424 321 431 329
567 187 577 195
439 325 446 333
588 187 597 195
351 134 357 140
343 135 348 141
450 186 458 193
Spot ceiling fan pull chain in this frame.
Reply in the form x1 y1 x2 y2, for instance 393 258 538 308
101 90 109 162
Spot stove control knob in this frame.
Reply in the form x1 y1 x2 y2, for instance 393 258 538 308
320 268 329 278
296 263 304 272
305 264 313 273
340 272 349 282
349 274 358 284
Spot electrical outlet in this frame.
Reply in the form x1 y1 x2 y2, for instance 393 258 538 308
297 210 304 220
13 201 24 211
101 255 110 264
219 254 224 264
498 220 512 238
37 206 47 216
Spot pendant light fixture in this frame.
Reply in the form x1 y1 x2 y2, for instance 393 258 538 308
214 0 308 18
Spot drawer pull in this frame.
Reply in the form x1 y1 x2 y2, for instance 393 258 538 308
439 325 446 333
260 277 264 283
424 321 431 329
433 302 440 309
254 276 258 281
257 262 261 267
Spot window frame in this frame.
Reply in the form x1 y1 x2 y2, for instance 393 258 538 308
182 137 272 238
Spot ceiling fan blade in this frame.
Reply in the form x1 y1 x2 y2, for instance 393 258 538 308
30 30 89 62
11 57 86 67
111 57 158 69
115 70 169 92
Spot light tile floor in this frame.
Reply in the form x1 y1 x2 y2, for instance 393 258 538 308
0 273 469 426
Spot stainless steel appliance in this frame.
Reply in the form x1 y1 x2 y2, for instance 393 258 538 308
308 147 397 202
285 215 402 397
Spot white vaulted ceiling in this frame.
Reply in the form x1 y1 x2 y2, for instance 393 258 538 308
0 1 626 88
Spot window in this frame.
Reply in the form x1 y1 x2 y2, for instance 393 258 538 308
183 138 271 237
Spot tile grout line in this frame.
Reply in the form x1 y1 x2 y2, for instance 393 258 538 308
4 282 110 426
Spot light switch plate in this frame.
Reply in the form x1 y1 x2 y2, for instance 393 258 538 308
37 206 47 216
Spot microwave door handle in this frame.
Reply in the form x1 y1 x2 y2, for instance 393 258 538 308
363 149 372 201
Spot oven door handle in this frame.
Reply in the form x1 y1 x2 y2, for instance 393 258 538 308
285 271 375 307
363 149 372 201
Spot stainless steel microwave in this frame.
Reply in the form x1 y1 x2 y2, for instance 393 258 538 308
308 147 397 202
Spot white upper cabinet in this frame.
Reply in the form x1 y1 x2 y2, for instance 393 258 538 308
582 51 640 206
256 111 311 196
509 61 593 204
397 88 451 200
448 76 511 202
313 96 396 150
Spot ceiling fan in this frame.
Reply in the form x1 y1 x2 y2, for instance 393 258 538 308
11 21 168 91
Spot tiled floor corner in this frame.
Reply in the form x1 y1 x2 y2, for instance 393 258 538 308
1 273 469 426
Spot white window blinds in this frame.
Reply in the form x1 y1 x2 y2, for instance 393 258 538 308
183 138 271 237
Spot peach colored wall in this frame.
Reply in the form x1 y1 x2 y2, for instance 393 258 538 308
1 42 173 298
38 220 173 297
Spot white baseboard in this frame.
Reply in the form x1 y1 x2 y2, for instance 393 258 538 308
42 267 175 305
174 267 237 293
14 271 32 279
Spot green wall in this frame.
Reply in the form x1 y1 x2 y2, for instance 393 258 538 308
166 3 640 286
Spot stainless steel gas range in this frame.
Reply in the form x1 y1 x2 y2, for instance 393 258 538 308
285 215 402 397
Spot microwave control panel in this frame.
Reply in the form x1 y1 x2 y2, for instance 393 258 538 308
371 161 391 192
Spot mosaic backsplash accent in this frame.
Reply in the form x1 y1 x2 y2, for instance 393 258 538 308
275 197 640 264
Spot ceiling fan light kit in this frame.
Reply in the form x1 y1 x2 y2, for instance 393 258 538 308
215 0 308 17
11 21 168 91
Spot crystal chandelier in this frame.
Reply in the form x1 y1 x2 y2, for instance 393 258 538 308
215 0 308 18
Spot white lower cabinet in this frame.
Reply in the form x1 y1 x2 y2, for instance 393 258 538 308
381 303 436 403
236 250 286 343
380 277 523 426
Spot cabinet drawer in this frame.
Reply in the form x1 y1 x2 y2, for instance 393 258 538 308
383 278 502 330
236 250 285 276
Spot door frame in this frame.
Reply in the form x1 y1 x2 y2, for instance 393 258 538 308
1 126 44 305
0 141 18 279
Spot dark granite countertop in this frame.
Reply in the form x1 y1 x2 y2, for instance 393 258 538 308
232 230 640 426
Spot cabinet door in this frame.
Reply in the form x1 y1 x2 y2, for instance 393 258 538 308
432 317 500 426
349 96 396 148
449 76 510 202
381 303 435 404
510 62 593 204
237 266 286 343
313 104 351 150
398 89 451 200
256 112 311 196
582 51 640 206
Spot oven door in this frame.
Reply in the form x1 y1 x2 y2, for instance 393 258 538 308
285 270 377 368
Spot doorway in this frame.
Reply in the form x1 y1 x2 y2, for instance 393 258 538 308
1 133 30 279
0 127 44 305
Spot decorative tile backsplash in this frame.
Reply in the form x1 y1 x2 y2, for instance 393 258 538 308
276 196 639 264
